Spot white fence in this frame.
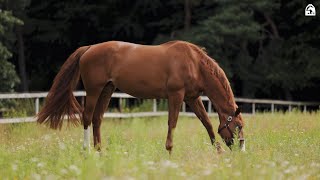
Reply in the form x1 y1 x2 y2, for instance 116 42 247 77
0 91 319 124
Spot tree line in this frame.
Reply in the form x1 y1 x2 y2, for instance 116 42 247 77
0 0 319 101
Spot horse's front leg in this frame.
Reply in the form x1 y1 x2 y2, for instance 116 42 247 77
165 91 184 154
238 127 246 151
185 97 225 154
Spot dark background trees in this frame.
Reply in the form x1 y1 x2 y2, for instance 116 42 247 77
0 0 319 101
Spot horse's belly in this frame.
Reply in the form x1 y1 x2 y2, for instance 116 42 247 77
112 72 168 99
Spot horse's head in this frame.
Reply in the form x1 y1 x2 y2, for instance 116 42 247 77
218 107 245 151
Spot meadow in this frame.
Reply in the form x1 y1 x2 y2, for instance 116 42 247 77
0 112 319 179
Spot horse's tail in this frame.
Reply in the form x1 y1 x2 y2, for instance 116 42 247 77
37 46 91 130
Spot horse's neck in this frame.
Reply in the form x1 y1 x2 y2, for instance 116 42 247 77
200 59 236 116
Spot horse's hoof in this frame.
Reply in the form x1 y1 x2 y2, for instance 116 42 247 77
95 151 102 157
215 142 225 154
82 145 91 153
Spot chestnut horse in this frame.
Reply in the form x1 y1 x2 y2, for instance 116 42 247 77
37 41 245 153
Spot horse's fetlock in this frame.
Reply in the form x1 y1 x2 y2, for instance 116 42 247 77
165 142 173 151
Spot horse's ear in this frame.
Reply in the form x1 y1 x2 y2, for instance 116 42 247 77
235 107 241 116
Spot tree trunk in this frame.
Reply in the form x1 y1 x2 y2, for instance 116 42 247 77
263 13 279 38
16 26 28 92
184 0 191 31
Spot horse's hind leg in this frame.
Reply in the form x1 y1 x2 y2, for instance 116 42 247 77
82 87 104 151
92 82 115 151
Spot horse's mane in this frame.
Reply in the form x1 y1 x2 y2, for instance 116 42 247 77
187 42 236 111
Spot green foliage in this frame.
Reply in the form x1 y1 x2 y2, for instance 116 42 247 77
0 8 21 92
120 99 155 113
0 59 20 92
1 98 35 117
119 99 168 113
1 0 319 100
0 9 23 34
159 0 320 100
158 99 168 111
0 113 320 179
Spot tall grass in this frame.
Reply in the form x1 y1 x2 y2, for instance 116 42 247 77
0 99 36 118
0 112 319 179
119 99 168 113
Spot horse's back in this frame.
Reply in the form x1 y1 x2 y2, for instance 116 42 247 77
80 40 202 98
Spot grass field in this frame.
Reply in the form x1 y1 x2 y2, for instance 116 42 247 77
0 112 320 179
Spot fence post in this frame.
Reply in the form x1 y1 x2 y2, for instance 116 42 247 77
252 103 255 115
119 98 122 112
35 98 39 114
208 101 212 113
182 102 186 112
288 105 292 112
153 99 157 112
303 105 307 114
271 103 274 113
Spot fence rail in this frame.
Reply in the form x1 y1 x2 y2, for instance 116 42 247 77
0 91 319 124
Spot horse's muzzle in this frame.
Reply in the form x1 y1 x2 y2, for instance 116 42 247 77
225 139 234 148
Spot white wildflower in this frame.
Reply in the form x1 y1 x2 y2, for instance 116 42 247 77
11 164 18 171
31 173 41 180
148 166 156 170
69 165 81 175
60 168 68 175
160 160 179 169
234 171 242 176
58 141 66 150
43 135 51 141
281 161 290 167
37 162 45 168
179 172 187 177
283 166 298 174
202 169 212 176
268 161 276 167
45 174 57 180
145 161 155 166
31 157 39 162
224 158 231 163
310 162 320 168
